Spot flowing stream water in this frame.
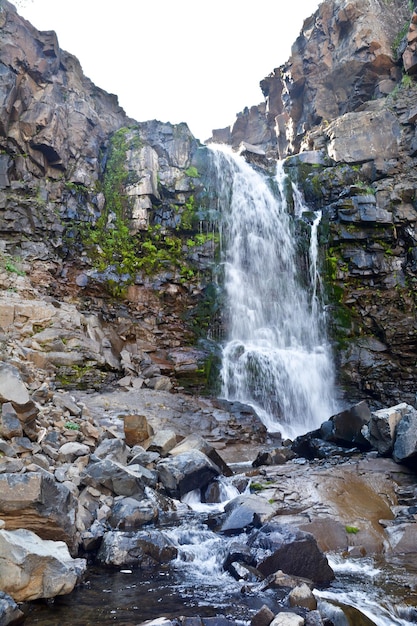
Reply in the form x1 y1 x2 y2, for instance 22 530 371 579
209 146 339 438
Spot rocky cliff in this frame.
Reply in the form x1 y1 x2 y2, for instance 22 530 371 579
2 0 417 409
0 0 219 395
212 0 417 408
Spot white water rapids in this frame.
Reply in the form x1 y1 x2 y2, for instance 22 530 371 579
209 146 339 438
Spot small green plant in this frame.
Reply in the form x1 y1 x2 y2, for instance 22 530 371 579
345 525 359 534
185 166 200 178
64 421 80 430
250 482 265 492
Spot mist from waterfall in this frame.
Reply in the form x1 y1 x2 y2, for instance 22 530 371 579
209 145 339 439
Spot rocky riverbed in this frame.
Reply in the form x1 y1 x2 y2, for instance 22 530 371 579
0 360 417 626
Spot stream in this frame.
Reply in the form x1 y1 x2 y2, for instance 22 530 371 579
22 474 417 626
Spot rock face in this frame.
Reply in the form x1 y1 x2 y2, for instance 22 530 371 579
210 0 417 408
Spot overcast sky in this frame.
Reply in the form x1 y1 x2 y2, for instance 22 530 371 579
17 0 321 142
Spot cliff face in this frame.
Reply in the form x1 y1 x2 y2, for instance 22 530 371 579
0 1 218 394
2 0 417 408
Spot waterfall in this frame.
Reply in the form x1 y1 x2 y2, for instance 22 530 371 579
209 145 338 439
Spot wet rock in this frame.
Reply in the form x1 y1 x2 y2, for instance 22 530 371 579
108 496 158 529
81 459 156 497
0 528 86 602
249 523 334 585
0 591 24 626
220 495 275 535
0 472 79 553
157 450 221 499
261 570 314 592
96 529 178 568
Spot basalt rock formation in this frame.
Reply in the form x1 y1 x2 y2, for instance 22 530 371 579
212 0 417 408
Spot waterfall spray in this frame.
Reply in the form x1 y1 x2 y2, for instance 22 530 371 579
210 145 338 439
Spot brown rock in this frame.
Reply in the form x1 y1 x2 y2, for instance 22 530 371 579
123 414 154 447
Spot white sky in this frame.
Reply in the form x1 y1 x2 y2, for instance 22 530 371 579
17 0 321 142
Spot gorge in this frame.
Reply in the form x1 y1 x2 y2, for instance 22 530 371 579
1 0 417 625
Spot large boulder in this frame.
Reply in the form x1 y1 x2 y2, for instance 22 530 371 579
96 529 178 568
81 458 157 496
0 528 86 602
320 400 372 449
0 472 79 553
363 403 407 455
248 523 334 585
157 450 221 499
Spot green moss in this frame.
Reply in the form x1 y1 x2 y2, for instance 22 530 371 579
345 525 360 534
64 421 80 430
185 166 200 178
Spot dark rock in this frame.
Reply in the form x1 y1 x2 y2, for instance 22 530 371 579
321 401 372 449
93 438 129 464
253 447 296 467
96 529 178 568
248 523 334 585
108 496 158 529
157 450 221 499
81 459 156 496
220 495 275 535
0 403 23 439
170 433 232 477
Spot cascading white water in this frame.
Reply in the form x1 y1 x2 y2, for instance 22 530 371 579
210 145 339 439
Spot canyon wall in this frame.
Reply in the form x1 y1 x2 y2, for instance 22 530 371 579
2 0 417 407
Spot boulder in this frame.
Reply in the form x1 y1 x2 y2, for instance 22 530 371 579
147 429 178 456
393 407 417 464
169 433 232 477
108 496 158 529
0 364 30 405
157 450 221 499
81 458 156 497
289 583 317 610
251 605 275 626
0 472 79 553
93 438 129 464
220 494 275 535
123 414 154 447
0 528 86 602
320 401 372 449
363 403 406 455
96 529 178 568
0 403 23 439
248 523 334 585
